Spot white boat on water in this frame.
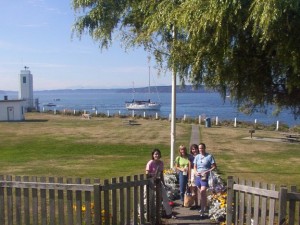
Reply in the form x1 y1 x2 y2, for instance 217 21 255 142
125 60 161 111
43 103 56 107
125 99 161 110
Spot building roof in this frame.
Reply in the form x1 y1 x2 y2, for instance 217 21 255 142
0 99 26 103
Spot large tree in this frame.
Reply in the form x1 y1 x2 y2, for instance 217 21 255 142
72 0 300 118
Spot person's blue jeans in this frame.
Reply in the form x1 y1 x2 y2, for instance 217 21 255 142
178 171 188 202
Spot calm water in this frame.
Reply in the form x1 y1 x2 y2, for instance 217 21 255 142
2 90 299 126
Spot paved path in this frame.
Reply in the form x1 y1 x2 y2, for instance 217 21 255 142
161 199 219 225
162 125 219 225
190 124 200 145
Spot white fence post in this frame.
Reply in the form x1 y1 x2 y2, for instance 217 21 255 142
234 118 237 127
216 116 218 125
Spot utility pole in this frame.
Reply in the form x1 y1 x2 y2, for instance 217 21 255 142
170 26 176 169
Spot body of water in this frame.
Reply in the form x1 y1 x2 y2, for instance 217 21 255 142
2 90 299 126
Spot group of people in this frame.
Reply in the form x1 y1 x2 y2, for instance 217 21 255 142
145 143 217 219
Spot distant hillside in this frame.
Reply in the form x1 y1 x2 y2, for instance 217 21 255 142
2 85 214 94
36 85 212 93
116 85 212 93
0 90 17 95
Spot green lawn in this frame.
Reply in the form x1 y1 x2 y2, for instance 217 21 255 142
0 112 299 188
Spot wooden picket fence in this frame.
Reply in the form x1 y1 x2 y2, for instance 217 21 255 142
0 174 162 225
226 176 300 225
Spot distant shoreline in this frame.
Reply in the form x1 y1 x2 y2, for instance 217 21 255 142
1 85 211 94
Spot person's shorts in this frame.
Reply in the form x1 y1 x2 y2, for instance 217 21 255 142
195 175 209 187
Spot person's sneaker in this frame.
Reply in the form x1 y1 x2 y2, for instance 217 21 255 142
189 205 198 210
165 214 176 219
199 214 205 219
199 214 208 219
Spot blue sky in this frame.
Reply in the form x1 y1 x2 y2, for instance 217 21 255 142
0 0 172 91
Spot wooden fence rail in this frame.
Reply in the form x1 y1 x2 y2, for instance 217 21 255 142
0 174 162 225
226 176 300 225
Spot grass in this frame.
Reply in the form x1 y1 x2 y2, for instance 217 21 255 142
0 113 189 179
201 125 300 187
0 112 299 188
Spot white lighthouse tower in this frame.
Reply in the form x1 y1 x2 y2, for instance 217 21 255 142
18 66 34 110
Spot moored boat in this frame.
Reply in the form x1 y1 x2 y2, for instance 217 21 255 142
43 103 56 107
125 58 161 111
125 99 161 110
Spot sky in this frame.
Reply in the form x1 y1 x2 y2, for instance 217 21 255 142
0 0 173 91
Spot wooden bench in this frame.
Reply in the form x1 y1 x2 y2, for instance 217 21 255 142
123 119 138 125
280 133 300 142
284 137 299 142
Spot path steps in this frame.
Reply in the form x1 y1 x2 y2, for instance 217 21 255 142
161 198 220 224
163 125 220 224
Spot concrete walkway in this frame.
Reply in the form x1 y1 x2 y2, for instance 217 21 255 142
190 124 200 145
162 125 219 225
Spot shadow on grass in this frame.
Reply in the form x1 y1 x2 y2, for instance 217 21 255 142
224 171 300 174
25 119 49 122
0 119 49 123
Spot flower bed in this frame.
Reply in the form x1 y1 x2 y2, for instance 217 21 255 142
207 172 227 223
163 168 180 200
164 168 228 223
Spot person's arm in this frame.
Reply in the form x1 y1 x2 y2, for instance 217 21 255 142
194 157 199 175
188 161 192 181
175 157 182 171
145 160 152 177
161 172 165 186
204 160 217 174
210 163 217 171
209 155 217 172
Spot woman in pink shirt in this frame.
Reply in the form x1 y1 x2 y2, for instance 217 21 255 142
145 149 173 218
146 149 164 182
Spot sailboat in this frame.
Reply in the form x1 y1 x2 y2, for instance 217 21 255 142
125 65 161 111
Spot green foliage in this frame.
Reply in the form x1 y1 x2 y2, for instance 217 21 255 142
72 0 300 118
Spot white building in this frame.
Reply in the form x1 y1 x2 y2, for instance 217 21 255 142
0 67 36 121
18 67 34 110
0 97 26 121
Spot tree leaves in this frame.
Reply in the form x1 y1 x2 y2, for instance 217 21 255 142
72 0 300 118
